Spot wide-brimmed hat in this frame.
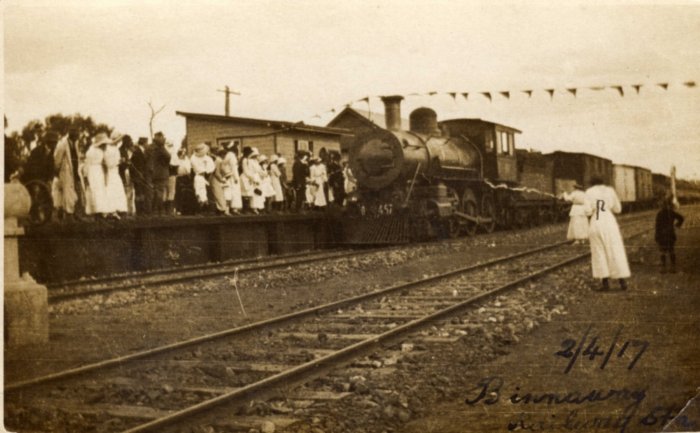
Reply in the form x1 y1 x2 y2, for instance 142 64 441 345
194 143 209 156
259 154 268 162
277 157 286 165
250 147 260 157
270 154 278 163
93 132 112 146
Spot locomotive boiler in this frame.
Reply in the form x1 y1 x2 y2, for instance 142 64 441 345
344 96 561 243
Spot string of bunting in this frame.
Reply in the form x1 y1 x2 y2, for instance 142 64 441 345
309 80 696 119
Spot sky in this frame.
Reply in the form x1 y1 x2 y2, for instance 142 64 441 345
4 0 700 178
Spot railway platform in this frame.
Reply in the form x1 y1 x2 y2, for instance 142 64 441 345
19 211 338 285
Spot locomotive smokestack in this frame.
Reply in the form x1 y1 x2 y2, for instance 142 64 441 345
381 95 404 131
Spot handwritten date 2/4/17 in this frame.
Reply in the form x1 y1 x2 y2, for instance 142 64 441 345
555 325 648 374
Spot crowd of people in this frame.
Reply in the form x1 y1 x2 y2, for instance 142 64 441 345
10 129 358 221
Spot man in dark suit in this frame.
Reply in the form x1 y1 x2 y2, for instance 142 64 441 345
131 137 150 215
145 132 171 215
292 151 310 212
22 131 58 183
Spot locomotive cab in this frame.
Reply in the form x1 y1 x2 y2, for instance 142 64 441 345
438 119 520 184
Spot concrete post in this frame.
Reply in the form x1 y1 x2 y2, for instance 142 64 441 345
4 182 49 345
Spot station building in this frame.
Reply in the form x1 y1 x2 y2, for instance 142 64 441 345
176 111 350 175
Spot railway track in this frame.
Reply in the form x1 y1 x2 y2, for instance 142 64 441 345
47 211 655 303
46 247 388 303
5 217 654 433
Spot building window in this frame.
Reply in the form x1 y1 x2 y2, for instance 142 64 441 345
295 139 314 153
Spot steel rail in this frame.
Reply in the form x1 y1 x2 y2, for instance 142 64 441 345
47 248 345 290
122 226 652 433
10 217 652 394
6 239 573 393
47 248 377 302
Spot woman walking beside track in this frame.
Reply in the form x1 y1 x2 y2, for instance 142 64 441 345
584 176 630 291
562 183 589 244
655 197 684 273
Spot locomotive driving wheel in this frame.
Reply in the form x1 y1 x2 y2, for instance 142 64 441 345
445 216 461 238
481 194 496 233
459 189 478 236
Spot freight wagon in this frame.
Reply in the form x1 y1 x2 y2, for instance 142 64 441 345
547 151 613 196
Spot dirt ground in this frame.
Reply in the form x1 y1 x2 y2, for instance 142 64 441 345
4 218 583 383
398 221 700 433
5 210 697 433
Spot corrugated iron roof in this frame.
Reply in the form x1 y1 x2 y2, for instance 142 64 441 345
176 111 352 136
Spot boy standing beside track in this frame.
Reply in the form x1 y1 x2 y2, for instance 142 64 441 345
655 197 684 273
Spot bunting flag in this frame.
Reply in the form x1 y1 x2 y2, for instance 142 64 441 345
314 79 696 121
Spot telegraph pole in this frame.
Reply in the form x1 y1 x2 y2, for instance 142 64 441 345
217 86 241 116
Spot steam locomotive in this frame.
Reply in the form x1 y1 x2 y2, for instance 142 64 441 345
344 96 562 243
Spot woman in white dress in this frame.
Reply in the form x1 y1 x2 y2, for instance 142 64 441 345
104 137 128 218
585 176 630 291
269 154 284 210
241 147 264 213
224 144 242 214
190 143 215 212
308 157 328 209
84 133 110 218
211 147 231 215
562 183 589 244
259 155 275 212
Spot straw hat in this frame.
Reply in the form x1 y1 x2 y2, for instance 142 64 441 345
270 154 278 163
250 147 260 157
93 132 112 147
277 157 286 165
259 154 268 163
194 142 209 156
